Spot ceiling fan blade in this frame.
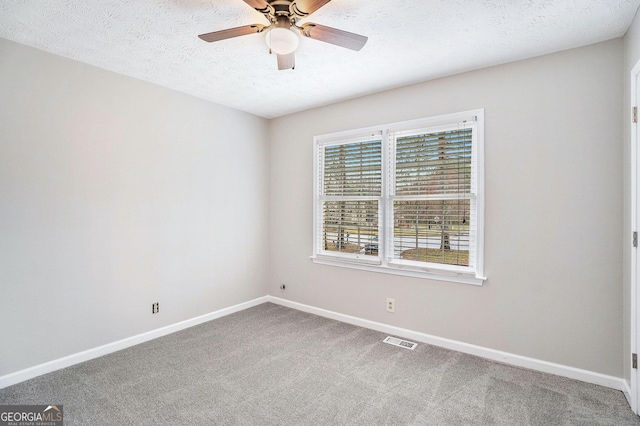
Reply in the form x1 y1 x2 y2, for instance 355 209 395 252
243 0 270 12
300 23 367 51
198 24 266 43
291 0 331 16
277 52 295 70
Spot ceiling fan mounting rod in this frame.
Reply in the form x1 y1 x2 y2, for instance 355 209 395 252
274 15 292 29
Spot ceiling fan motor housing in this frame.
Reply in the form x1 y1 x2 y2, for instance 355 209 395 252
268 1 305 20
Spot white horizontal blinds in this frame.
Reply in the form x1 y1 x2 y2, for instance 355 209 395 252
395 128 472 195
321 139 382 255
393 200 471 266
323 140 382 196
322 200 379 253
392 125 473 268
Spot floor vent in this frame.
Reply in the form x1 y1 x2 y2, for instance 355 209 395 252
383 336 417 350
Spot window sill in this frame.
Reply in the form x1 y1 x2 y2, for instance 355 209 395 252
309 255 486 286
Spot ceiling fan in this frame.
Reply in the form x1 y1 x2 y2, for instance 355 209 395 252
198 0 368 70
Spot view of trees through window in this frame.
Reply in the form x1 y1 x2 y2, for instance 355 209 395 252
393 128 472 266
319 126 473 268
321 139 381 256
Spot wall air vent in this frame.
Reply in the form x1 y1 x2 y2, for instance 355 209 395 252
383 336 417 350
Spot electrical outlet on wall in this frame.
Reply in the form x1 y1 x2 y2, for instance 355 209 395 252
386 298 395 313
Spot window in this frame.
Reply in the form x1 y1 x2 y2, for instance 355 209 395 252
312 110 485 285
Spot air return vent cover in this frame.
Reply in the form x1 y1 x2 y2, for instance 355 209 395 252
383 336 417 350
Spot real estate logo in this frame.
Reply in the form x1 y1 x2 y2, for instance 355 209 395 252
0 405 63 426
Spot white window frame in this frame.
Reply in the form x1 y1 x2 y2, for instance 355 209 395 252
311 109 486 286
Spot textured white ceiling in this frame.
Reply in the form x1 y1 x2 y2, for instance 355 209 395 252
1 0 639 118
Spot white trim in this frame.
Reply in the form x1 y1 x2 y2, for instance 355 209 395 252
625 379 633 409
314 252 381 265
267 296 627 392
312 111 478 145
0 296 269 390
310 255 485 286
630 58 640 415
474 110 486 279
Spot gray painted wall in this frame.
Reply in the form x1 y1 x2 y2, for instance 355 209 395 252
624 8 640 386
269 39 624 377
0 33 630 382
0 38 270 376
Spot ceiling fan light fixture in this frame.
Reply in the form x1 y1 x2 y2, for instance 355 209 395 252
266 27 299 55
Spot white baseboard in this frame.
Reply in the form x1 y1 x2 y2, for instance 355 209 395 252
624 380 633 409
0 296 269 390
1 294 629 397
267 296 628 393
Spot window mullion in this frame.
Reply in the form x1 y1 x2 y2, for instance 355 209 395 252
382 128 393 267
